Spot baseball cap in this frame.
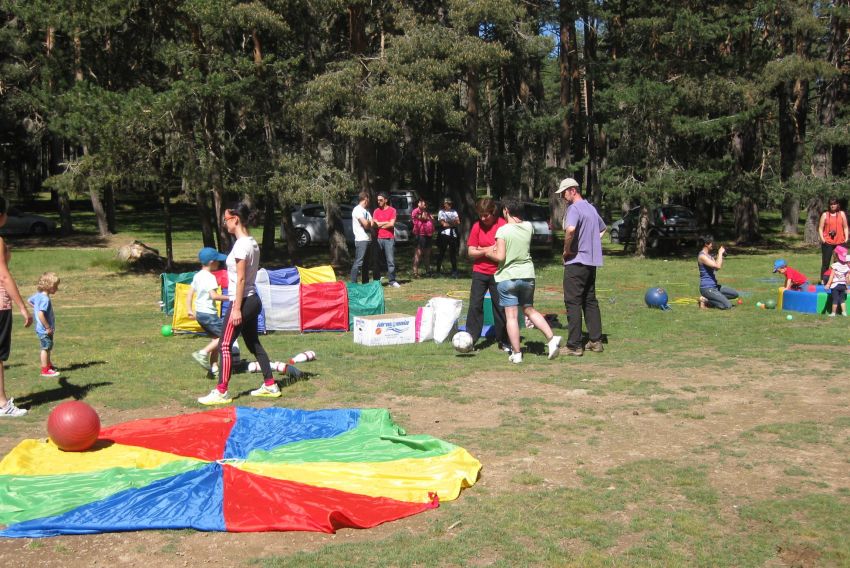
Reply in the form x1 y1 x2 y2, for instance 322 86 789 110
199 247 227 265
555 177 579 194
836 245 848 262
443 197 453 204
772 259 787 272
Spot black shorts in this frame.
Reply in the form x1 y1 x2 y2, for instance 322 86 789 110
416 235 433 250
0 310 12 361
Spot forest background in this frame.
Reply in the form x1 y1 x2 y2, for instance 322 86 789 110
0 0 848 266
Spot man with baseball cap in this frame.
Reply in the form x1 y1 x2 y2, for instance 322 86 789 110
556 177 606 356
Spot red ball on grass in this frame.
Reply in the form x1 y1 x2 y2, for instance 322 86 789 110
47 401 101 452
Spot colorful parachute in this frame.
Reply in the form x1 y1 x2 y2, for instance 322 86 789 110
0 407 481 537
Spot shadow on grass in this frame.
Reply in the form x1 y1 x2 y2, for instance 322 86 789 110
60 360 107 372
17 377 113 409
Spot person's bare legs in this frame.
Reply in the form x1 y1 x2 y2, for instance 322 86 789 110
40 349 51 369
523 306 554 341
413 246 422 277
201 337 219 356
504 305 522 353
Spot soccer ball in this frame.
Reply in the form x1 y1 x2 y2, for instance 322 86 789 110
452 331 474 354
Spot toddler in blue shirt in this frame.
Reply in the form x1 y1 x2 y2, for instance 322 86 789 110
28 272 60 378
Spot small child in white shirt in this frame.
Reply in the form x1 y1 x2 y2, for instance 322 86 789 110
825 245 850 316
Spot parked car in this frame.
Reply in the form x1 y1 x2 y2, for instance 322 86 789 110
281 203 410 248
388 191 416 226
610 205 700 249
522 202 554 252
0 208 57 236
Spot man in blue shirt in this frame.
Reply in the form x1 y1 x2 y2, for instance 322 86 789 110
557 178 606 356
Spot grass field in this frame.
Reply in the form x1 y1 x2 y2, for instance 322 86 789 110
0 202 848 567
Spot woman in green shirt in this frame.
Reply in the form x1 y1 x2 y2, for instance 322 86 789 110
486 198 562 364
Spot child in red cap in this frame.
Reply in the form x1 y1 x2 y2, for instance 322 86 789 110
825 245 850 316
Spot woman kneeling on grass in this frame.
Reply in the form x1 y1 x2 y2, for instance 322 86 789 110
697 234 739 309
198 203 279 405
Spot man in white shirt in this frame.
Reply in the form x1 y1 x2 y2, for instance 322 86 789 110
350 191 375 283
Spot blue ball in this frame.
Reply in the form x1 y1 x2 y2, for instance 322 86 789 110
645 287 669 309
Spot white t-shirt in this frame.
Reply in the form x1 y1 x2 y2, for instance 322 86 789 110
438 209 459 236
830 262 850 288
352 204 372 242
190 270 219 314
226 236 259 299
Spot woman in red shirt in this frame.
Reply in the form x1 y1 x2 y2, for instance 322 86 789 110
465 199 509 351
411 198 434 278
818 198 849 284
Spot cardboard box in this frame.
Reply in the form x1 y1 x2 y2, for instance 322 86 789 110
353 313 416 346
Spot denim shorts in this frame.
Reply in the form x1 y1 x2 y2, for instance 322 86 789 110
196 311 223 338
38 333 54 351
497 278 536 308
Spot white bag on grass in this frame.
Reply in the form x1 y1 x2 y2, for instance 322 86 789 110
429 297 463 344
415 305 435 343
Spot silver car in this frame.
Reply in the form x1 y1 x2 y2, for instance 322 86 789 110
0 208 57 236
523 202 554 252
281 203 409 248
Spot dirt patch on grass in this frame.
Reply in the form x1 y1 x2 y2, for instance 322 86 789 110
1 353 848 566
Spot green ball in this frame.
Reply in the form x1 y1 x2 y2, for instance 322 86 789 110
786 314 793 320
161 324 173 337
756 301 763 307
764 300 777 309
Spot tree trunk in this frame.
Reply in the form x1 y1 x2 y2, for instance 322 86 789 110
104 184 116 234
279 202 299 265
809 0 848 243
325 198 350 269
732 125 761 243
734 197 760 244
261 196 277 262
49 136 73 234
189 178 216 248
583 13 600 204
558 1 578 172
804 197 824 244
73 27 111 237
161 182 174 271
635 204 650 258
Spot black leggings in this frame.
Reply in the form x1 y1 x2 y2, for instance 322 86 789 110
436 233 458 272
822 243 838 284
218 295 272 390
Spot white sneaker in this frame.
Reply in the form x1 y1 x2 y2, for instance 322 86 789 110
547 336 562 360
390 281 401 288
829 313 836 317
0 398 27 417
250 383 282 398
198 389 232 405
509 352 523 364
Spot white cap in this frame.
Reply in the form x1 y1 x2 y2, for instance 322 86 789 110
555 177 579 194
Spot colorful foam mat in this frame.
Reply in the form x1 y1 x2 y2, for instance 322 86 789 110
0 407 481 537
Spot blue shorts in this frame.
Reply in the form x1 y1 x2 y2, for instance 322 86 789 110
38 333 54 351
497 278 536 308
196 312 224 338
